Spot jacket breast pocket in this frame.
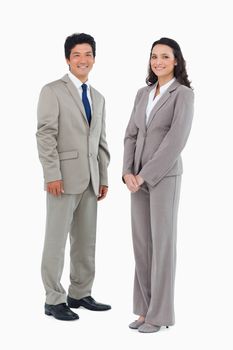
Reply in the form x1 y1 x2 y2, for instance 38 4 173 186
58 150 79 160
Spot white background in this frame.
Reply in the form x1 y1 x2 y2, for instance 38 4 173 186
1 0 233 349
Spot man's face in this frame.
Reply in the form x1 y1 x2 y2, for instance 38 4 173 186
66 43 95 82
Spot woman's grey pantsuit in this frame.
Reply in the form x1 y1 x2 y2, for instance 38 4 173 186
123 80 194 325
131 176 181 326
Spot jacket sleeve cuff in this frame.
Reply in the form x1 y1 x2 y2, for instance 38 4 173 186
44 168 62 183
138 170 156 187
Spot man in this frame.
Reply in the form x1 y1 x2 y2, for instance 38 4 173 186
36 33 111 321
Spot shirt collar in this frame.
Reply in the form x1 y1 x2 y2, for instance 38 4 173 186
68 71 90 90
159 77 176 94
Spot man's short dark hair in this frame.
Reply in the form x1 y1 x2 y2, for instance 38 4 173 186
64 33 96 59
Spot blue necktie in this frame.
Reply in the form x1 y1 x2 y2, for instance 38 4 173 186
81 83 91 125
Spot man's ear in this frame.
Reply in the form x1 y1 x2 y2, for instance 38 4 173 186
66 58 70 70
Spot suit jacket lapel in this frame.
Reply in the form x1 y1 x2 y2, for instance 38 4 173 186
136 87 154 133
146 80 180 128
61 74 89 126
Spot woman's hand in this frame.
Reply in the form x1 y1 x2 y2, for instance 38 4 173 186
135 175 144 186
124 174 143 193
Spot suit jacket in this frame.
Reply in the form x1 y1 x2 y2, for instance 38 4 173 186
36 74 110 195
123 80 194 187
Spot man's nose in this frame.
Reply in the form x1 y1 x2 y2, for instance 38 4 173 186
79 56 87 63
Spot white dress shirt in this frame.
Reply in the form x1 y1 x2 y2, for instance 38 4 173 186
146 77 175 124
68 71 93 112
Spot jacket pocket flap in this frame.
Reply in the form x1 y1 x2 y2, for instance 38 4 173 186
59 150 79 160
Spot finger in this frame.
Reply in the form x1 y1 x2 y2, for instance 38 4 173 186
101 192 107 199
130 183 140 192
126 184 132 192
133 186 140 193
97 192 104 201
127 179 135 188
57 183 62 196
131 187 138 193
136 176 143 186
52 187 58 196
57 184 62 196
129 183 139 192
131 176 139 187
128 185 136 192
127 176 139 188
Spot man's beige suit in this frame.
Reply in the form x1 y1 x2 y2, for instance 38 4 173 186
123 80 194 326
36 74 110 305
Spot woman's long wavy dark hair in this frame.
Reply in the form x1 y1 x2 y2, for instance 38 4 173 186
146 37 192 88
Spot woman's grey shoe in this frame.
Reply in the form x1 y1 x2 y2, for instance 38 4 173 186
138 323 161 333
129 319 145 329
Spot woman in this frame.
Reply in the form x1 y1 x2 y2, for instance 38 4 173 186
122 38 194 333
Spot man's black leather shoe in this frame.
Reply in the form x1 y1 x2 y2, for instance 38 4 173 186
67 295 111 311
44 303 79 320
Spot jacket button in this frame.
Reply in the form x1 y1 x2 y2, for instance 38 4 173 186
88 153 92 157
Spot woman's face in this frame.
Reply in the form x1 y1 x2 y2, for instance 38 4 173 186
150 44 177 81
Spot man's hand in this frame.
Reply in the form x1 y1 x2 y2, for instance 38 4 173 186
47 180 64 196
123 174 140 193
98 185 108 201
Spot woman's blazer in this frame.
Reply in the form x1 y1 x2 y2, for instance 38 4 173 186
123 80 194 187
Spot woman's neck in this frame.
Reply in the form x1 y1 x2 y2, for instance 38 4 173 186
157 75 174 87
